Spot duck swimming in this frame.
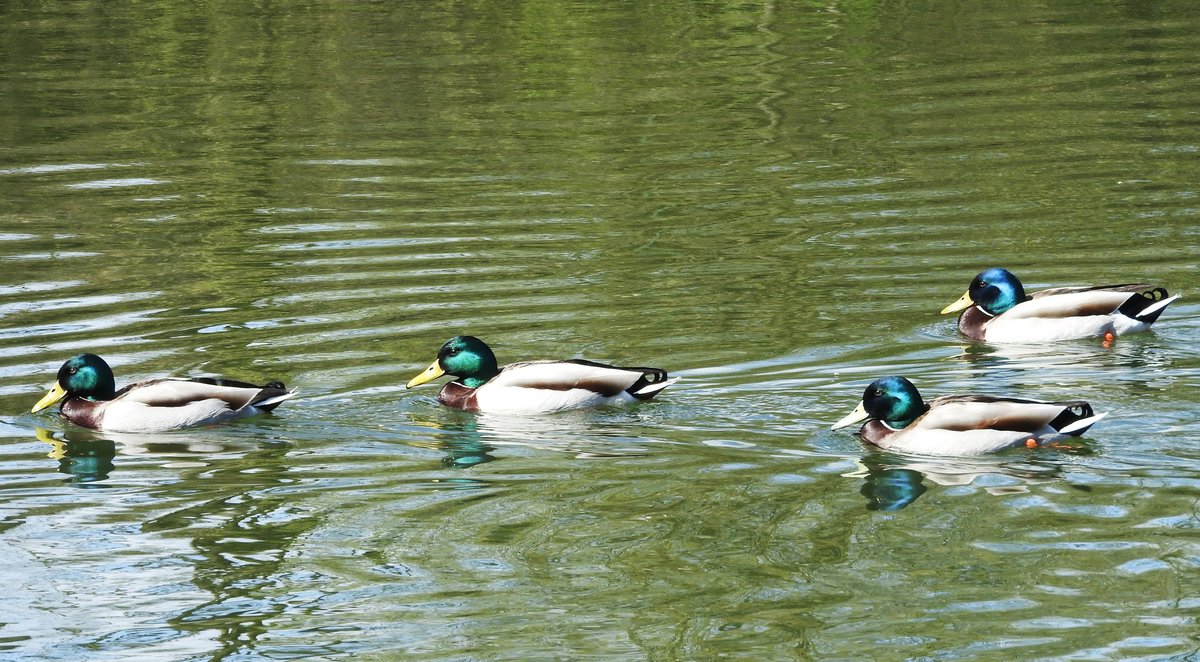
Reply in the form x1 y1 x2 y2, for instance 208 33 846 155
31 353 296 433
941 267 1178 342
405 335 677 414
831 376 1106 456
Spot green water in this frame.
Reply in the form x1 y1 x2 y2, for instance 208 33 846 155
2 1 1199 659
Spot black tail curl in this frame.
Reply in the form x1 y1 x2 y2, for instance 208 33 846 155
625 368 671 400
1117 287 1172 323
191 376 291 411
1048 402 1096 436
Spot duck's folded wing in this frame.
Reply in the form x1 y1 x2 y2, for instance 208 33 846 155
490 360 665 396
1033 283 1153 298
919 396 1067 433
1005 289 1138 320
116 378 292 410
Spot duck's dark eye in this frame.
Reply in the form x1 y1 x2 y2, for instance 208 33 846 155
447 348 459 356
68 367 77 375
872 389 883 397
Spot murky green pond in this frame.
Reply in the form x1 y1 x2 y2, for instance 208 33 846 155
3 1 1199 659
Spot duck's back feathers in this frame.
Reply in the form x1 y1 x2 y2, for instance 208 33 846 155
1031 282 1151 298
409 336 677 414
33 353 296 433
947 270 1179 342
115 378 293 411
462 360 676 413
74 378 296 433
968 287 1177 342
850 387 1106 456
920 395 1094 433
491 360 672 396
1017 287 1145 318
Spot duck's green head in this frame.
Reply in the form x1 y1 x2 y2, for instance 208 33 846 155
31 353 117 413
832 376 928 431
941 267 1027 316
406 336 500 390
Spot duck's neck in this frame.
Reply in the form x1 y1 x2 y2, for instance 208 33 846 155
888 403 929 429
985 282 1026 315
458 371 497 389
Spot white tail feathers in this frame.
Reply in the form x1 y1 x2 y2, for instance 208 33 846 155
1138 293 1180 320
1058 411 1107 435
254 389 299 409
633 377 678 397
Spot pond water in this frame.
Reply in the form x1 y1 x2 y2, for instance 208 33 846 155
2 1 1199 659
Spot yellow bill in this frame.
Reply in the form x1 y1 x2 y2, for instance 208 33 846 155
940 290 975 315
32 382 68 413
831 400 869 430
405 361 446 389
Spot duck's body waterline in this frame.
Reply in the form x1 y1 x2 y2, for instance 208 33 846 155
406 336 677 414
943 268 1179 342
833 376 1107 456
32 354 295 433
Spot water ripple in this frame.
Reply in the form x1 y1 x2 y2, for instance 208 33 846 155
65 178 168 190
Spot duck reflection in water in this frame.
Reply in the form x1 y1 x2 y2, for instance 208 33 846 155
846 448 1087 511
857 464 926 511
411 408 652 470
407 414 497 469
34 425 290 484
948 338 1164 375
36 428 116 484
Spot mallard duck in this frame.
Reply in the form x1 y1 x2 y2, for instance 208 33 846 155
831 376 1106 456
941 267 1178 342
31 353 296 433
405 335 677 413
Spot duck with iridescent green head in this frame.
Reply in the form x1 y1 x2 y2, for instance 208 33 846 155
832 376 1106 456
32 353 296 433
406 336 677 414
941 267 1178 343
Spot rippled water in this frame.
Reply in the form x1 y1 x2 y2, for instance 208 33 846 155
2 2 1199 659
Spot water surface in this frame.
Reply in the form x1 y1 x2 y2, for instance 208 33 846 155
2 1 1199 659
